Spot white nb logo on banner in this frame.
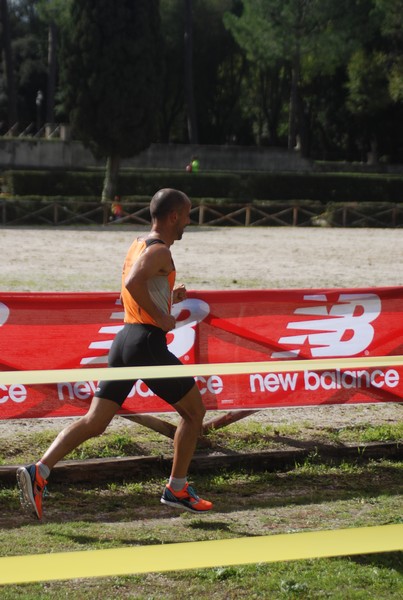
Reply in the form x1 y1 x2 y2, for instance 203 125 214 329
0 302 10 327
80 297 210 365
272 293 381 358
170 298 210 358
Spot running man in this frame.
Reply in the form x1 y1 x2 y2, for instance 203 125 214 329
17 188 213 519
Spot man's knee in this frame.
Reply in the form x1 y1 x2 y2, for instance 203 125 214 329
80 414 109 437
196 400 206 421
188 401 206 426
81 396 119 437
175 385 206 424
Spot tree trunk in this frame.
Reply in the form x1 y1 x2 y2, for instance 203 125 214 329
288 58 299 150
288 0 302 151
296 87 310 157
0 0 18 129
46 20 58 125
367 136 379 165
184 0 198 144
102 155 120 203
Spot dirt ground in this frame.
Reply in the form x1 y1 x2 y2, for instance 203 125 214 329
0 225 402 437
1 225 402 291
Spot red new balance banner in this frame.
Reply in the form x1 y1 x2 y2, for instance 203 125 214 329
0 288 402 419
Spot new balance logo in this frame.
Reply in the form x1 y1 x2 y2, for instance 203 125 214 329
272 293 381 358
0 302 10 327
80 298 124 365
79 297 210 366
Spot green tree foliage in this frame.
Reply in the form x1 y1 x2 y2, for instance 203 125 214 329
0 0 17 128
347 50 390 117
224 0 365 153
1 0 48 132
2 0 403 164
160 0 248 145
60 0 161 200
158 0 186 142
36 0 72 124
372 0 403 102
344 0 403 161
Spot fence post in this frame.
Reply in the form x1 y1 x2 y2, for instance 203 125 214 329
293 206 298 226
103 203 110 226
199 203 205 225
245 205 251 226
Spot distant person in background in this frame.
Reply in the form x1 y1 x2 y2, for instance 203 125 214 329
191 156 200 173
185 156 200 173
111 196 124 221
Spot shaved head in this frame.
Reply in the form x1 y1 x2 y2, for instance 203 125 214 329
150 188 190 220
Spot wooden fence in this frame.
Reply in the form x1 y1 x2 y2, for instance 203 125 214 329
1 197 403 227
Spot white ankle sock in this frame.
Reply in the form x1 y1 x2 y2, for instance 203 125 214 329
37 461 50 480
168 476 187 491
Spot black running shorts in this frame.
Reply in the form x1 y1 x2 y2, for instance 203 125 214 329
94 323 195 406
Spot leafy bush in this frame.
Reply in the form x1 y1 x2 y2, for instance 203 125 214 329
3 169 403 203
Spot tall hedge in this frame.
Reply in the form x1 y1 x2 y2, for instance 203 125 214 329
4 169 403 204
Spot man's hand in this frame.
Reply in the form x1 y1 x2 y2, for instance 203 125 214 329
173 284 187 304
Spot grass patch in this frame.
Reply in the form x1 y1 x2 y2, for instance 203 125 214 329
0 414 401 596
205 421 305 452
1 417 401 466
332 422 403 443
67 431 144 460
0 427 174 465
204 420 402 453
0 460 402 598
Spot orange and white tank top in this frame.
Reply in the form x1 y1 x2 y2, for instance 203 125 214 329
121 237 176 326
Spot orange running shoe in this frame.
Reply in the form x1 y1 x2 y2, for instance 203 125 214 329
161 482 213 513
17 464 48 520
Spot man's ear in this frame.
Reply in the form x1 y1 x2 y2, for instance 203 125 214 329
168 209 178 223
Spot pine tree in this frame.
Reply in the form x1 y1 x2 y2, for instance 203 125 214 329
61 0 161 201
0 0 18 129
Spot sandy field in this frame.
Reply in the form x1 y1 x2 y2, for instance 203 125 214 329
0 225 402 435
1 225 402 292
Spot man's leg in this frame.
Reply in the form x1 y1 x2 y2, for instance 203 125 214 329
41 397 120 468
17 396 119 519
170 384 205 478
161 384 212 512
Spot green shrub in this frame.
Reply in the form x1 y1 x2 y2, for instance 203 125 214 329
3 169 403 203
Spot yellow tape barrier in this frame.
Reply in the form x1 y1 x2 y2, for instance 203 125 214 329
0 525 401 585
1 355 403 386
